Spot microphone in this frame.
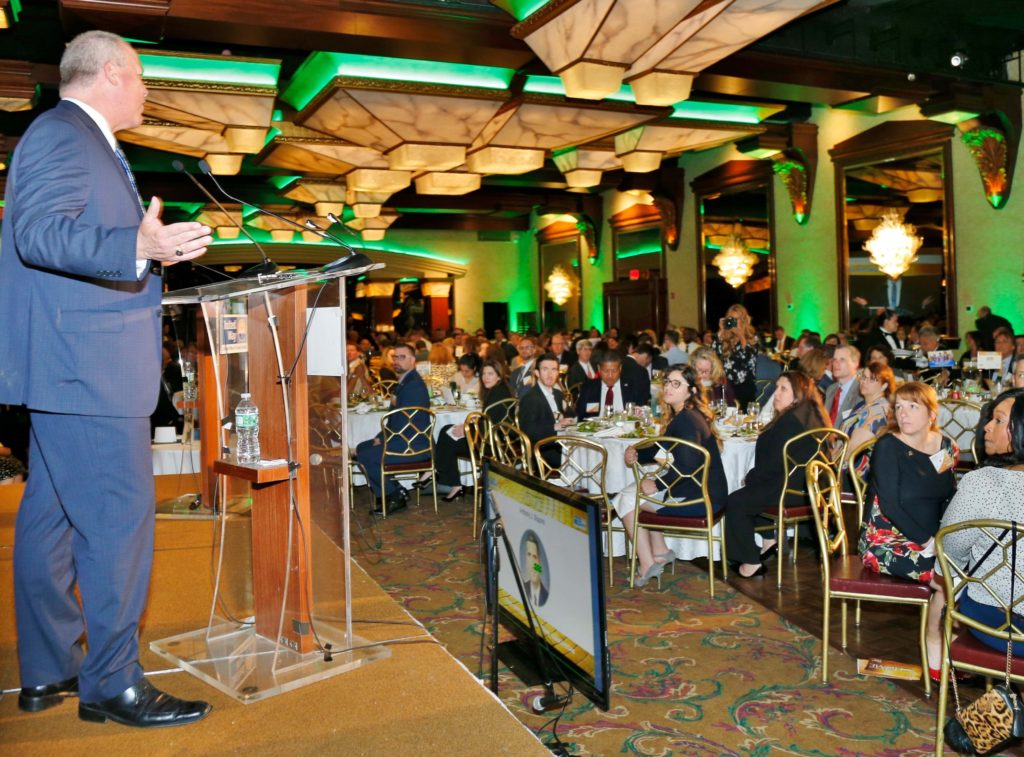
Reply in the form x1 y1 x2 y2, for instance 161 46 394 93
172 160 278 275
530 689 570 713
198 160 372 273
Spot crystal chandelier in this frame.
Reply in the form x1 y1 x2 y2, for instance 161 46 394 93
544 265 577 306
863 209 923 279
712 232 759 288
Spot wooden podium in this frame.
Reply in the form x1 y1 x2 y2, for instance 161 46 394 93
151 258 392 701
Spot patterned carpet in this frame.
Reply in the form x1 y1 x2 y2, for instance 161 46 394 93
349 497 945 756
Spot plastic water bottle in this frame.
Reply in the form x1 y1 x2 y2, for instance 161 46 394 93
235 393 260 464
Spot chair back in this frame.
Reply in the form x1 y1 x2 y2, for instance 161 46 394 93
780 427 848 505
464 412 489 472
565 382 582 411
629 436 712 516
489 421 533 473
486 397 519 427
372 377 399 399
754 378 774 405
846 435 878 522
379 406 435 458
806 459 849 561
939 399 982 464
935 519 1024 649
532 435 608 501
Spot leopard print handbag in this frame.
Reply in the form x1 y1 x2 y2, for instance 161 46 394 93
943 521 1023 756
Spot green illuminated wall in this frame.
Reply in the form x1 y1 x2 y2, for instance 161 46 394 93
380 229 537 332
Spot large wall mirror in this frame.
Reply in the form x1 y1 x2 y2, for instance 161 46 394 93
537 222 583 332
831 121 956 334
692 161 776 331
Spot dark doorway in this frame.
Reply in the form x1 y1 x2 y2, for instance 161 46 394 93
483 301 509 338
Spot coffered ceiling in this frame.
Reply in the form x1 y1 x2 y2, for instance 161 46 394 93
0 0 1021 251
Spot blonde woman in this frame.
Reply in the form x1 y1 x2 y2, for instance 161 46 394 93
690 346 735 407
712 304 760 406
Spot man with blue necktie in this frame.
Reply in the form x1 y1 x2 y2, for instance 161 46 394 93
0 31 214 727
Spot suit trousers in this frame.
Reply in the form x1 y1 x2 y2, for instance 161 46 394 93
355 438 430 496
14 412 153 702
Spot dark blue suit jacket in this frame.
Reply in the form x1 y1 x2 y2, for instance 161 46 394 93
576 378 646 420
381 369 431 454
0 100 160 416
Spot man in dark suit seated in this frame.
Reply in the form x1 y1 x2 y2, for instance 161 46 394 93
356 343 431 514
576 351 646 420
518 352 571 467
621 343 653 405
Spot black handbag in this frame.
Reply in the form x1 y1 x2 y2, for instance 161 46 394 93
943 522 1024 756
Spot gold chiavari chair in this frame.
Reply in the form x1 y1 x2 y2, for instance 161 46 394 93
565 382 582 412
489 421 533 474
462 412 490 536
486 397 518 429
938 398 983 473
372 406 437 518
532 436 616 585
806 460 932 695
371 377 399 400
846 436 878 524
628 436 727 597
934 519 1024 756
755 427 849 587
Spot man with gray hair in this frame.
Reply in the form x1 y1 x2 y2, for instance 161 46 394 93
0 31 213 727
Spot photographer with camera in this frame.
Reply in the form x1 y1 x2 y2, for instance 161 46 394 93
713 304 761 407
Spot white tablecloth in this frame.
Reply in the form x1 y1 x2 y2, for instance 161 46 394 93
346 406 472 447
561 431 757 561
152 442 201 476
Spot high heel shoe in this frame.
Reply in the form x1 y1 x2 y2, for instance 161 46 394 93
760 543 779 561
654 550 676 566
928 666 973 684
732 562 767 579
410 477 432 491
442 486 464 502
634 562 664 588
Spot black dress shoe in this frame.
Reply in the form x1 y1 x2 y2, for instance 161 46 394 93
373 490 408 515
760 543 779 561
19 676 78 712
79 679 211 728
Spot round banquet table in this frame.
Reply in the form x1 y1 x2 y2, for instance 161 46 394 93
560 429 757 561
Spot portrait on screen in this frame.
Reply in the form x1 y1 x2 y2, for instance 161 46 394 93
520 530 550 607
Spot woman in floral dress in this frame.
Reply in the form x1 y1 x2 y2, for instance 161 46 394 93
712 303 760 407
859 381 957 583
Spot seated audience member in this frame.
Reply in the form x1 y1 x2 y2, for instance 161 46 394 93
452 353 481 396
355 343 431 514
1014 356 1024 389
566 339 597 389
660 329 688 366
769 326 794 354
725 371 831 578
713 304 760 406
549 332 572 367
798 348 833 398
933 389 1024 669
824 345 862 427
0 454 26 485
509 335 538 396
840 362 895 464
433 359 513 501
428 342 454 366
958 330 981 368
858 308 905 354
621 343 653 405
576 351 647 419
690 347 736 407
994 326 1016 385
518 353 572 466
787 333 822 371
859 382 956 591
347 342 372 396
614 366 727 587
377 346 398 383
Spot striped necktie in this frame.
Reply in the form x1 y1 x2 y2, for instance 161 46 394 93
113 146 144 212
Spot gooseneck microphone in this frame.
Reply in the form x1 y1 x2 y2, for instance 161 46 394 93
197 160 373 273
171 159 278 275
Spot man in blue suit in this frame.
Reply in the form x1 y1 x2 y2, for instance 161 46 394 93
356 342 431 514
0 31 214 727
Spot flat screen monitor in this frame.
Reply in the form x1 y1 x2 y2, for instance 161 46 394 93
483 461 610 710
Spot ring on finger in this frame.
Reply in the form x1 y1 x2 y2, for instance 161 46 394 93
175 248 184 257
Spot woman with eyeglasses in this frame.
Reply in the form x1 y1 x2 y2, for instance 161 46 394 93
725 371 830 578
840 362 896 464
614 365 727 587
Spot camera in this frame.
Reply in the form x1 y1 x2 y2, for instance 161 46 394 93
723 316 738 329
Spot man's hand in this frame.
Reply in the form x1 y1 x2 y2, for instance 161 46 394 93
623 446 638 466
136 197 212 263
640 477 657 495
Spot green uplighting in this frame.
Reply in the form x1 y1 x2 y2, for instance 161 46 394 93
356 239 468 266
524 75 635 103
928 109 981 125
794 211 807 224
3 0 21 23
267 175 301 190
670 101 766 125
139 53 280 88
617 245 661 259
398 277 419 283
282 52 516 112
499 0 550 21
705 242 770 255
